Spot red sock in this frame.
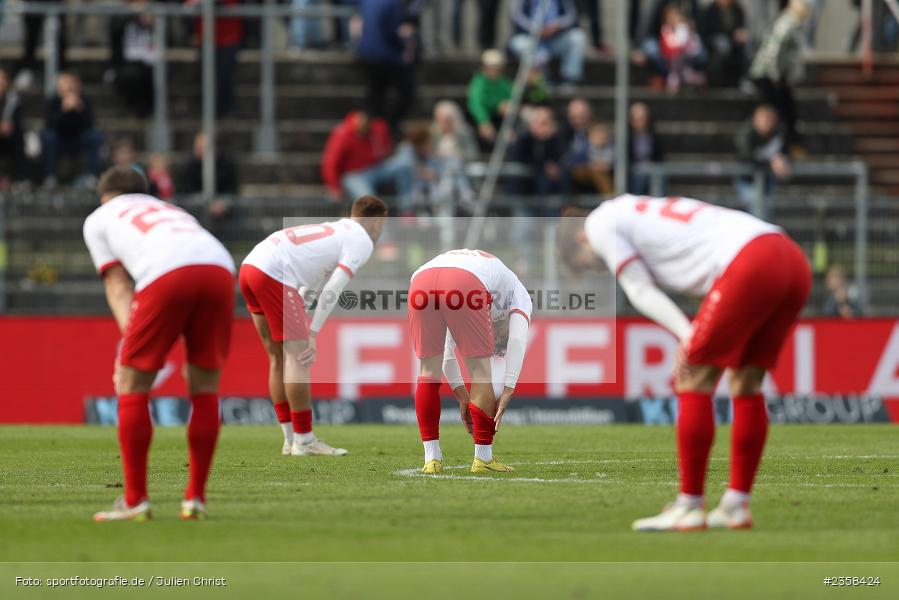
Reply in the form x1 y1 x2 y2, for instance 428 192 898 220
291 409 313 434
730 394 769 493
469 403 495 446
273 402 291 424
415 376 441 441
677 391 715 496
117 392 153 507
185 394 220 502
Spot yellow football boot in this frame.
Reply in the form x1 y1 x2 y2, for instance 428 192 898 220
421 459 443 474
471 457 515 473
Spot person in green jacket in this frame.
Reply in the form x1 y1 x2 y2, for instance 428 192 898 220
467 49 513 147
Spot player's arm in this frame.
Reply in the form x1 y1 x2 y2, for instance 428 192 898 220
495 310 529 429
101 265 134 333
617 259 692 342
442 332 473 434
298 267 353 366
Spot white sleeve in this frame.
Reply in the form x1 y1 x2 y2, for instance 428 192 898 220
442 332 465 390
308 268 353 334
503 311 530 389
510 279 532 322
618 259 692 342
337 231 374 277
83 213 119 275
585 204 638 276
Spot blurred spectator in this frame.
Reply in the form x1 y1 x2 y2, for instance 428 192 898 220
15 0 68 90
508 0 587 87
699 0 748 88
645 0 699 39
110 137 140 170
421 0 465 52
823 265 862 319
0 67 25 188
148 153 175 200
850 0 898 53
562 98 593 190
430 100 477 204
468 49 513 147
355 0 418 131
734 104 790 208
291 0 326 49
42 72 103 188
475 0 502 49
179 132 239 196
522 66 552 109
509 106 567 196
576 0 606 52
626 102 664 195
187 0 244 117
750 0 811 150
320 110 412 208
642 3 706 93
569 123 614 195
331 0 361 48
108 1 157 118
403 121 439 211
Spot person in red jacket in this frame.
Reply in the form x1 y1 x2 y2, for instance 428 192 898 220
320 110 413 211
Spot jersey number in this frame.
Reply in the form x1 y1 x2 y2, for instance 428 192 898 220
637 197 703 223
121 204 195 233
284 224 335 245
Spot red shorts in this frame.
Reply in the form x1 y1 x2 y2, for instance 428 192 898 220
408 267 493 359
238 264 309 342
121 265 234 372
686 233 811 369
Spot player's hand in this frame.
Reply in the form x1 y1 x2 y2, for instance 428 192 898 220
297 334 317 367
494 387 514 431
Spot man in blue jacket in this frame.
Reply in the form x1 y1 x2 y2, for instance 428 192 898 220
507 0 587 87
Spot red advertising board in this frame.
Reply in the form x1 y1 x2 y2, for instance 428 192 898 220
2 316 898 423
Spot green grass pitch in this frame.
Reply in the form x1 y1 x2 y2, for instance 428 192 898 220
1 424 898 599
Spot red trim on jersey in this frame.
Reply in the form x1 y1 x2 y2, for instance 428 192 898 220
98 260 123 275
511 308 530 323
336 263 355 277
615 255 640 277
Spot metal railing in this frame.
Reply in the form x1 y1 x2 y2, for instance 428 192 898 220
634 160 870 311
11 1 359 200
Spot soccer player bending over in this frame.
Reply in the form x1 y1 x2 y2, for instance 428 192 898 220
84 167 236 521
408 249 532 474
559 195 810 531
240 196 388 456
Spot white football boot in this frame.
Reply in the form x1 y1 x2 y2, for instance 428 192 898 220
632 499 707 532
707 500 753 530
93 496 152 522
180 498 208 521
282 438 293 456
291 438 348 456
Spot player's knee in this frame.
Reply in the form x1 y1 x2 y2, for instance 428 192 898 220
418 355 442 380
115 365 155 394
186 364 220 394
728 368 765 396
465 357 492 384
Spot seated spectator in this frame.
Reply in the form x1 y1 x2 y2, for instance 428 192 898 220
179 131 239 196
699 0 748 88
508 106 567 197
403 121 439 212
467 49 513 148
355 0 418 132
569 123 615 195
734 104 790 209
108 1 157 118
508 0 587 87
627 102 664 195
563 98 593 159
147 153 175 200
823 265 862 319
110 137 140 170
320 109 412 209
522 66 551 109
42 72 104 188
430 100 477 204
642 3 707 93
0 67 25 189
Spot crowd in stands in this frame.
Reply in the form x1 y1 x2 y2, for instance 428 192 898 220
0 0 886 214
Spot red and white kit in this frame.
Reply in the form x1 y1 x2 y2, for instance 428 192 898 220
239 218 374 341
83 193 236 371
586 195 810 368
409 249 532 362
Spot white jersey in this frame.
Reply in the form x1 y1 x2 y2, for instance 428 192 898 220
242 218 374 292
585 195 781 295
412 249 533 322
83 194 235 291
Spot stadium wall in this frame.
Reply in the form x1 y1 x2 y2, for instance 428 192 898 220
2 317 898 425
